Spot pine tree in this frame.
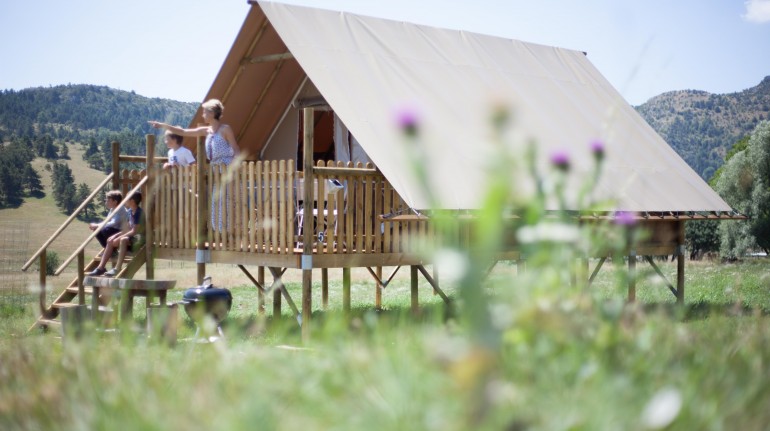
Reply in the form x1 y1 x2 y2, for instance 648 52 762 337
75 182 94 219
59 141 70 159
61 182 77 215
23 164 44 197
0 164 23 207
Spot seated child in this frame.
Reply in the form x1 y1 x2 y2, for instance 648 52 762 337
162 131 196 169
89 190 129 249
87 191 145 277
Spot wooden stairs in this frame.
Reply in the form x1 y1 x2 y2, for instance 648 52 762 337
30 245 147 332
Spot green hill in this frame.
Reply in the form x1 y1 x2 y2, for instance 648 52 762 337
635 75 770 180
0 84 197 160
0 85 197 274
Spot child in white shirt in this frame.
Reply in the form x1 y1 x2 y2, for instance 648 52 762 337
162 131 196 169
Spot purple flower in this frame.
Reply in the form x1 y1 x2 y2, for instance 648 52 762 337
614 211 637 225
590 139 605 161
395 107 420 137
550 150 570 172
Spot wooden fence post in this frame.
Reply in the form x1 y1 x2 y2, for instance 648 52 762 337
301 107 314 341
111 141 120 191
145 134 155 280
196 136 208 285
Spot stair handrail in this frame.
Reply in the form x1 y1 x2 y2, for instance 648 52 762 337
54 176 148 276
21 172 115 271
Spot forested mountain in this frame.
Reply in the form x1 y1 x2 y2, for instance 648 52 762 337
0 84 197 161
0 85 197 211
635 75 770 180
3 78 770 184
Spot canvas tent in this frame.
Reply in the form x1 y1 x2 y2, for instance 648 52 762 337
190 0 732 215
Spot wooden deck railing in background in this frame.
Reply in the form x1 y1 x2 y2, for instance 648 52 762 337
143 159 442 256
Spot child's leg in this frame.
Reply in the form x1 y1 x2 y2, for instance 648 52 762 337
89 237 116 275
99 240 117 269
115 237 131 271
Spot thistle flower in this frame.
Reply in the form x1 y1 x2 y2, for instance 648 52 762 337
613 210 637 225
395 107 420 137
590 139 605 161
550 150 570 172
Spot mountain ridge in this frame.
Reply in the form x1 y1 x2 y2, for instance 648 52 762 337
2 78 770 181
635 75 770 179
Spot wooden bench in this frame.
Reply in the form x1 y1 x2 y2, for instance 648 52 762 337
83 276 176 323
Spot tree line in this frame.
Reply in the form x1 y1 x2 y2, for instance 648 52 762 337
0 138 44 207
686 121 770 258
0 84 196 174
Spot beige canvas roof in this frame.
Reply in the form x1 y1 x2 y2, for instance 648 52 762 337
194 1 733 213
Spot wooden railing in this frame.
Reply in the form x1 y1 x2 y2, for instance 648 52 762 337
149 159 433 255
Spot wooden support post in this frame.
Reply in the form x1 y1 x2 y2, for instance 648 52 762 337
60 305 88 340
147 304 178 346
416 265 450 304
301 107 314 341
322 268 329 310
258 266 265 314
433 264 439 296
375 266 382 310
516 255 526 275
38 251 46 316
588 256 606 287
111 141 120 191
196 136 207 285
77 250 85 306
145 134 155 280
410 265 419 314
628 251 636 302
676 221 685 304
273 282 282 317
342 267 351 316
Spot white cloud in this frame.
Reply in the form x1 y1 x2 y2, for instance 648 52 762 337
743 0 770 23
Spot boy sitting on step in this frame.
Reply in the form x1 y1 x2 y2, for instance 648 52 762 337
89 190 129 249
87 191 145 277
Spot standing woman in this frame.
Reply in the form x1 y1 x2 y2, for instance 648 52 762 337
149 99 240 232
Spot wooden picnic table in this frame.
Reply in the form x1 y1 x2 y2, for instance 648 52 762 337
83 276 177 323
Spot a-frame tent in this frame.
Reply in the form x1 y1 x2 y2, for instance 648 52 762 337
190 0 733 216
29 1 743 336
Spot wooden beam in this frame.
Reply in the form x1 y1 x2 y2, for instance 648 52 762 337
236 57 288 143
321 268 329 309
266 267 301 325
222 17 270 104
342 267 351 316
237 264 266 294
410 266 419 314
644 256 678 297
196 136 208 284
676 221 685 304
628 252 636 302
313 166 380 178
240 52 294 65
294 96 329 109
145 134 155 280
302 107 314 341
111 141 120 190
416 265 450 305
119 155 169 163
587 256 606 287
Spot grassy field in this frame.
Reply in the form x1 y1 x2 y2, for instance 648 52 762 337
1 257 769 430
0 142 106 278
3 145 770 429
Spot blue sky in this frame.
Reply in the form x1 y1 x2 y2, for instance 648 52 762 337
1 0 769 106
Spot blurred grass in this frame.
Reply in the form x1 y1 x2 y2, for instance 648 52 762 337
1 258 769 430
